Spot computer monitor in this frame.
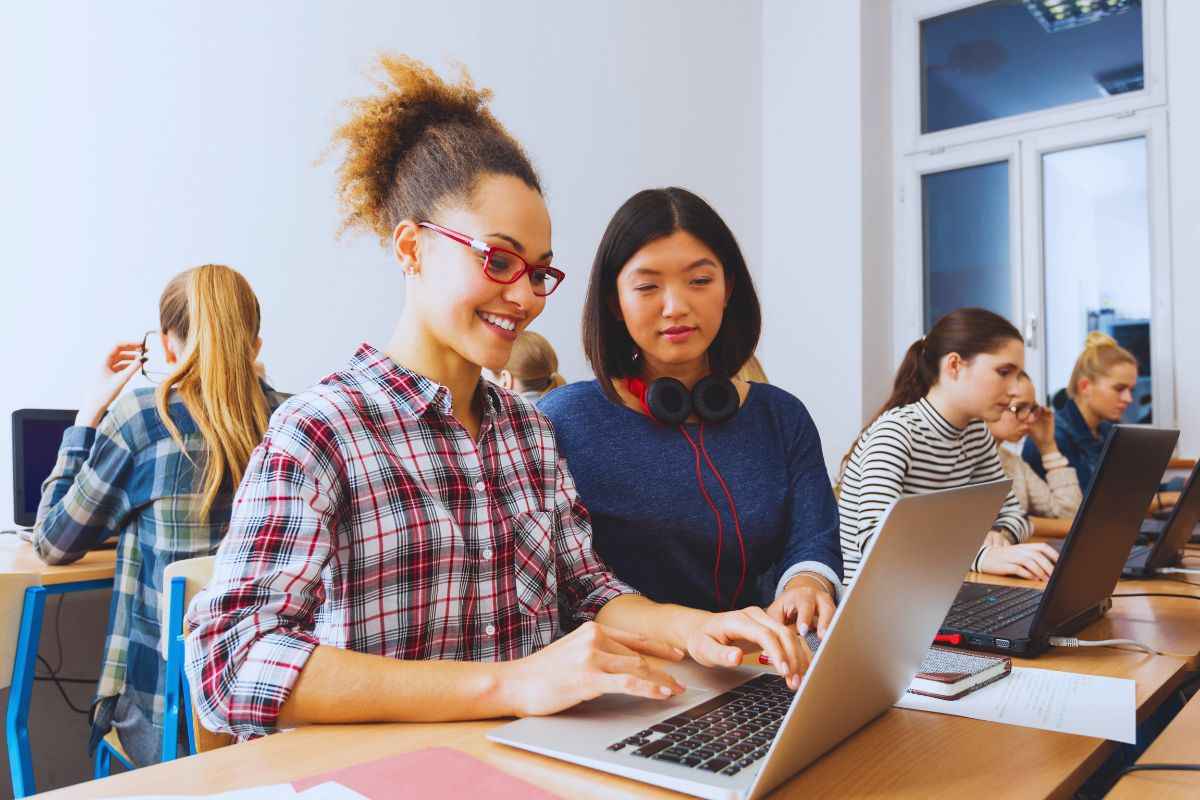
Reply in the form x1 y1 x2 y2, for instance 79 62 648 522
11 409 78 528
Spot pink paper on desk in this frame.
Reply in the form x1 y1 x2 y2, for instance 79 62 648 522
291 747 559 799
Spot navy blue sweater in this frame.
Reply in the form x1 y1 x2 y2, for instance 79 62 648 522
539 381 842 612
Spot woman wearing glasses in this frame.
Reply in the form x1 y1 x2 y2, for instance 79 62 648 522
185 55 808 743
987 374 1082 538
32 264 286 766
838 308 1060 584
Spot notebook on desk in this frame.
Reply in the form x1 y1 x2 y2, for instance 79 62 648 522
939 425 1179 657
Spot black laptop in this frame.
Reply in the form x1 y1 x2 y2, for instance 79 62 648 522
938 425 1179 657
1124 460 1200 578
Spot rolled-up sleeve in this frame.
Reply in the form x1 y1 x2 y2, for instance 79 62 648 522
550 457 637 623
184 420 341 738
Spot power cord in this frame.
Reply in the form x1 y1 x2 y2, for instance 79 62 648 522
1049 593 1200 656
1116 762 1200 778
35 656 91 716
32 595 96 717
1157 567 1200 576
1048 636 1159 655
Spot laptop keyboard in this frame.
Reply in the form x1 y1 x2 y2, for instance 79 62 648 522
606 673 791 777
943 585 1042 634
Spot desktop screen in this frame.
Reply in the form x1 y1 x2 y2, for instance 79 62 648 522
13 412 76 526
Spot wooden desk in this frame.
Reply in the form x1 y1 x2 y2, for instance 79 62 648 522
0 536 117 585
34 647 1189 800
1108 690 1200 799
1 537 116 797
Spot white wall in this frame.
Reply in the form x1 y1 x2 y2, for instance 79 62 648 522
0 0 764 530
1165 0 1200 459
762 0 875 475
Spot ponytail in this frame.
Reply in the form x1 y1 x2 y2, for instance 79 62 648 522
155 265 270 519
841 307 1022 472
1067 331 1137 398
503 331 564 398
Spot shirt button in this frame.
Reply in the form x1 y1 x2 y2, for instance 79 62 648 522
482 548 493 560
474 480 486 493
485 624 496 636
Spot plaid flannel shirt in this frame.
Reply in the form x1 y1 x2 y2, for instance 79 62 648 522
32 382 286 760
185 343 635 738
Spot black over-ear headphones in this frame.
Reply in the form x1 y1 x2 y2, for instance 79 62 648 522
631 376 740 426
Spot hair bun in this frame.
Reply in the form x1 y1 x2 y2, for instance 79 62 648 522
1083 331 1119 351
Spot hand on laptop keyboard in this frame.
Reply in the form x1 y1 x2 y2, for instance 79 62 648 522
503 622 687 716
680 607 809 690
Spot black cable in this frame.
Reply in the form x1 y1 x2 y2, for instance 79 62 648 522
36 656 90 716
1112 592 1200 600
1116 763 1200 778
33 596 93 716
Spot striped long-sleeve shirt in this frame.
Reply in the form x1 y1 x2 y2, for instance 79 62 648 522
837 397 1030 586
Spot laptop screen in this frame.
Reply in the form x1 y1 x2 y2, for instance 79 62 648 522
1151 461 1200 565
1032 426 1178 637
12 410 78 527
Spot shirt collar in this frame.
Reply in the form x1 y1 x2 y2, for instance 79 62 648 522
1060 397 1108 445
915 396 967 440
348 342 502 420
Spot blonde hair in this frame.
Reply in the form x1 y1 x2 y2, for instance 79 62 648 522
737 354 768 383
1067 331 1138 399
504 331 565 396
155 265 270 519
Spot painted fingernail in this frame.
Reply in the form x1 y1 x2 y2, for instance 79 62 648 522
798 624 810 636
728 651 739 665
660 685 673 696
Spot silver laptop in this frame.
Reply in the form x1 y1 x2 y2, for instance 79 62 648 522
489 480 1012 800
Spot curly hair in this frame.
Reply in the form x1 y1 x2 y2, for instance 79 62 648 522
331 54 541 244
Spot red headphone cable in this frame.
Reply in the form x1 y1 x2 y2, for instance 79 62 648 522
698 424 748 609
679 424 727 609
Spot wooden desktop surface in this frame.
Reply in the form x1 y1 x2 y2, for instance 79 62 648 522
33 640 1190 799
1108 690 1200 799
30 562 1200 800
0 536 116 585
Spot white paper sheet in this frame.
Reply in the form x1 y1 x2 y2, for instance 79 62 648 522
895 667 1136 743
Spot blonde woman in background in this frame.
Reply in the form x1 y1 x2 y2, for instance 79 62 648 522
1023 331 1178 510
33 265 287 766
988 372 1082 538
489 330 566 403
737 354 768 383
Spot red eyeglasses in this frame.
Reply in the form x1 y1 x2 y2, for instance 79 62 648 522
417 221 565 297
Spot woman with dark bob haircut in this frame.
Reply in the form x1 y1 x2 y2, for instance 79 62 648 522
541 187 842 640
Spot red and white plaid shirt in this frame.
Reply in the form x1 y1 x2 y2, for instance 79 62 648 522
184 343 635 737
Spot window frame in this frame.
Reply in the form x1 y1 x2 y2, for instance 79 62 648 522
1019 108 1174 425
894 0 1167 155
896 139 1023 365
892 0 1175 427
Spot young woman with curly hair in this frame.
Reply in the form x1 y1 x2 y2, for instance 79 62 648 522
185 55 809 740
